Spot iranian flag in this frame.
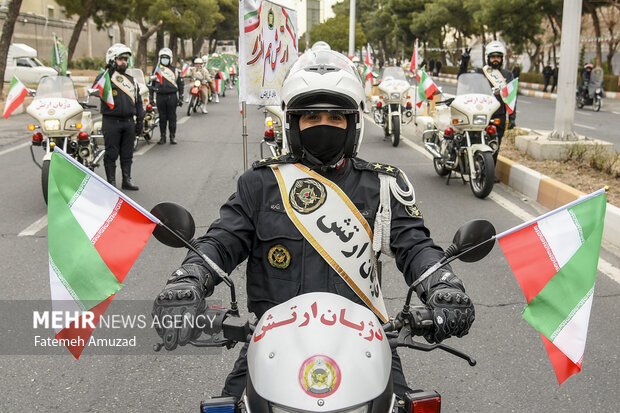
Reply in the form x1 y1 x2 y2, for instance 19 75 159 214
47 148 159 358
181 62 190 77
154 62 163 84
409 38 418 73
2 75 29 119
243 0 262 33
497 188 607 384
415 69 438 107
92 70 114 109
364 43 373 66
501 78 519 114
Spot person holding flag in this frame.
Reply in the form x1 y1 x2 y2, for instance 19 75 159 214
459 41 514 177
152 49 475 400
150 48 183 145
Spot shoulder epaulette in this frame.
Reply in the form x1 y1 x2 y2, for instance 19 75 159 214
351 158 400 178
252 154 298 169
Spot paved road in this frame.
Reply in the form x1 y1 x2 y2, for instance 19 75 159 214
0 88 619 411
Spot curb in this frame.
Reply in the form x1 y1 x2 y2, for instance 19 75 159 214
495 155 620 249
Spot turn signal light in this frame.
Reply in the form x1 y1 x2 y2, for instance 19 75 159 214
32 132 43 146
493 118 501 125
146 103 153 111
78 131 90 141
28 124 36 131
451 118 459 125
486 124 497 134
444 127 455 137
266 119 274 127
377 101 383 108
75 122 83 130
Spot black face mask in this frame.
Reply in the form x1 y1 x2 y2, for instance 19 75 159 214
300 125 347 164
116 64 128 74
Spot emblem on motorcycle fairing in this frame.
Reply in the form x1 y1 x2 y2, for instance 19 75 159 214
290 178 326 214
405 204 422 218
299 355 340 398
268 244 291 269
48 109 56 116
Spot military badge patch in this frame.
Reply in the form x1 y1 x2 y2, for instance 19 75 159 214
268 244 291 269
289 178 326 214
299 355 341 398
405 204 422 218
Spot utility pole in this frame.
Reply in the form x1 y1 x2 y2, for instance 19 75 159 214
550 0 583 140
348 0 356 57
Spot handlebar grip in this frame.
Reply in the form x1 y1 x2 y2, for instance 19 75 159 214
405 306 434 336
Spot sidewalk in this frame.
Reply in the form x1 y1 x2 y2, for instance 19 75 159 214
434 73 620 100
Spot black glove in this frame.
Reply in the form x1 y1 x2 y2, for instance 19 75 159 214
461 47 471 62
177 98 183 107
135 121 143 136
152 264 215 350
415 268 475 343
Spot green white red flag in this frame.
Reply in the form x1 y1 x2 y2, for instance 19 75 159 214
47 148 159 358
243 0 262 32
2 75 29 119
409 39 418 73
181 62 190 77
51 34 68 76
364 43 373 66
415 69 438 107
497 188 607 384
501 78 518 114
92 70 114 109
154 62 163 84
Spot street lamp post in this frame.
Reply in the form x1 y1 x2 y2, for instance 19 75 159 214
551 0 583 141
348 0 355 57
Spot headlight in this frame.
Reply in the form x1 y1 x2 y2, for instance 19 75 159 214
43 119 61 131
472 115 487 125
271 403 369 413
194 80 201 87
390 93 400 100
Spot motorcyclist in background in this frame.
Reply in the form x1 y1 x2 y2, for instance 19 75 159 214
578 63 594 100
152 49 475 401
189 57 213 114
202 54 220 103
150 48 183 145
459 41 514 176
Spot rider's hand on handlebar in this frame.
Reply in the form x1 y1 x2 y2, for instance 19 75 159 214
152 264 215 350
461 47 471 61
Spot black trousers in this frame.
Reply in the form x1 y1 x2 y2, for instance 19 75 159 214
493 119 507 165
102 117 134 167
157 93 178 138
220 343 412 399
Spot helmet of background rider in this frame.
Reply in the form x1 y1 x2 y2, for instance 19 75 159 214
585 63 593 71
106 43 132 71
194 57 204 65
280 49 366 165
158 48 173 66
485 40 506 69
310 41 331 51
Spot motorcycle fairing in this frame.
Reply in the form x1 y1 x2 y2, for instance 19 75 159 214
247 293 392 411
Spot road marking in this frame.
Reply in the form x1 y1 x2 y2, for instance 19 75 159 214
134 141 158 156
0 141 30 157
612 111 620 116
178 116 190 125
574 123 596 130
576 111 592 116
18 215 47 237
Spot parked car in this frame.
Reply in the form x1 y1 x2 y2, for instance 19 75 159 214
4 43 57 84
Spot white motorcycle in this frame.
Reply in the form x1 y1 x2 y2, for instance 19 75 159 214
260 105 287 158
27 75 103 203
422 72 501 199
149 203 497 413
371 67 414 147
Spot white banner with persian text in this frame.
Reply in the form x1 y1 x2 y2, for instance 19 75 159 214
239 0 298 105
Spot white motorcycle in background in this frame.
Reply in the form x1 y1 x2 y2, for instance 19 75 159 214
422 72 501 199
27 75 102 203
260 105 287 158
149 202 497 413
371 67 414 147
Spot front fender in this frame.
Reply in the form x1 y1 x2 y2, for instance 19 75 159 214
468 143 494 154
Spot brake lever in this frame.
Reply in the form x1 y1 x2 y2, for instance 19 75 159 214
395 326 476 366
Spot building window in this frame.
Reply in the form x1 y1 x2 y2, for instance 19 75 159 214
47 6 54 18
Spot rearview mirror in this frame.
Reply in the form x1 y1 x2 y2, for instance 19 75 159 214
448 219 496 262
150 202 196 248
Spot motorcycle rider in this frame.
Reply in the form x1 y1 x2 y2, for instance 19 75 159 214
97 43 143 190
578 63 594 100
190 57 214 114
206 53 221 103
152 49 475 400
459 41 514 172
151 48 183 145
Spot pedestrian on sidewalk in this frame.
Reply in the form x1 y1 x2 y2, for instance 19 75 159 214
434 60 442 76
429 59 435 75
551 65 558 93
543 63 553 92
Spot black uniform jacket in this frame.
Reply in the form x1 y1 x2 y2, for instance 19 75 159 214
96 69 144 122
184 156 446 318
152 64 183 97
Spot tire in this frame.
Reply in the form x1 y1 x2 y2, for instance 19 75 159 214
593 97 602 112
576 96 584 109
469 151 495 199
187 95 196 117
42 159 50 205
433 157 450 176
391 116 400 147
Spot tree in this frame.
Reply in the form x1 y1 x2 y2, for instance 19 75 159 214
56 0 96 63
600 5 620 73
309 15 366 53
584 0 604 67
0 0 24 95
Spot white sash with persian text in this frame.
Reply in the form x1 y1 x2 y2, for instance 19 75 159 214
111 73 136 103
271 163 388 322
482 65 506 89
161 66 178 88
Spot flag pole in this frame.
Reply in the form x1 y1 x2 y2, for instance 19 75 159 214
495 187 608 240
242 101 248 170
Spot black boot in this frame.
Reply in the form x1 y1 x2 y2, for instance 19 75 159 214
104 163 116 187
169 135 177 145
158 134 166 145
121 163 139 191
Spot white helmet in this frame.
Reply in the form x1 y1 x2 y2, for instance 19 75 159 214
158 48 173 59
194 57 204 65
311 41 331 51
485 41 506 66
106 43 132 65
351 56 360 63
281 49 365 163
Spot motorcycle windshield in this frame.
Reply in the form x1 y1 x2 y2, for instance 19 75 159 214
34 76 78 100
456 73 493 96
588 67 603 94
382 67 406 81
126 68 145 85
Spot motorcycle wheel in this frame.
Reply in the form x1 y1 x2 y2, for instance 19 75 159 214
187 96 196 117
433 157 450 176
576 96 584 109
470 151 495 199
42 159 50 205
391 116 400 147
593 97 602 112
